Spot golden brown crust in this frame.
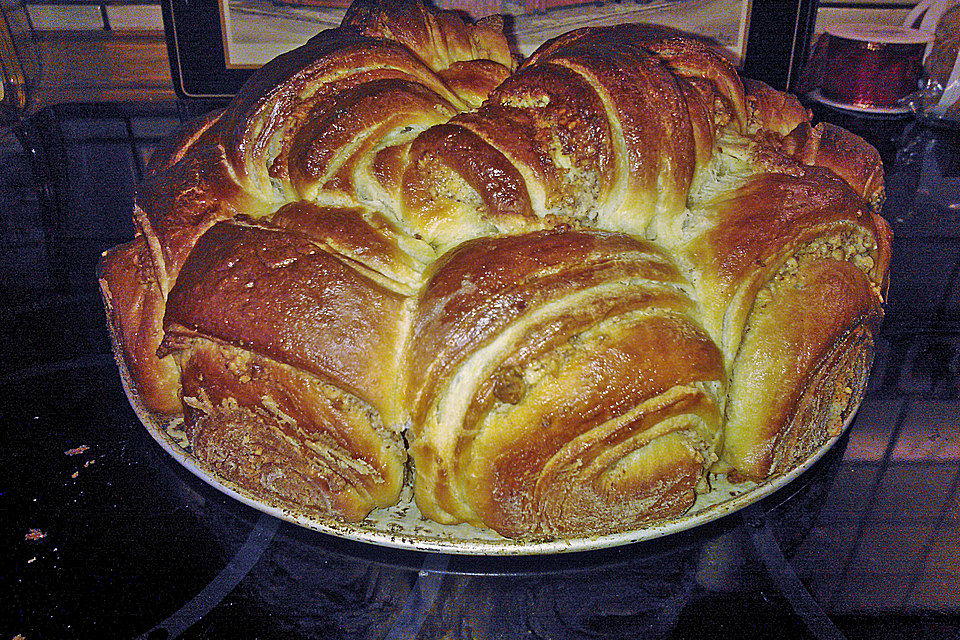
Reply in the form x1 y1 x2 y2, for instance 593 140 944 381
162 218 408 418
524 28 702 229
722 258 881 479
341 0 513 74
437 60 512 106
135 142 256 289
684 166 887 414
743 77 810 136
144 110 224 178
286 77 458 201
407 229 682 421
395 22 750 247
406 229 723 536
179 342 406 521
703 169 881 288
98 239 181 414
100 0 893 536
797 122 886 212
467 317 724 538
262 201 427 289
488 63 616 201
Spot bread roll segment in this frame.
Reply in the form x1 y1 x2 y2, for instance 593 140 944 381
99 0 892 538
406 230 725 536
99 238 181 414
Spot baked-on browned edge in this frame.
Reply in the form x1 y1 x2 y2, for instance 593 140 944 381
98 0 892 539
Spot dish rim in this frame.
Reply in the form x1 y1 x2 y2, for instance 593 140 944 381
105 298 861 556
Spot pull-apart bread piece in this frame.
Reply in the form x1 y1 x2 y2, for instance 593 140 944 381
99 0 891 538
407 230 724 537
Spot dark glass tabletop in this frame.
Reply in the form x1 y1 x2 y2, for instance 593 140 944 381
1 101 958 640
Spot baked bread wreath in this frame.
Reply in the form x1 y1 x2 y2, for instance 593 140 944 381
99 0 891 540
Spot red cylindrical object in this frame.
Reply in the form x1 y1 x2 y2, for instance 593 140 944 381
820 27 926 108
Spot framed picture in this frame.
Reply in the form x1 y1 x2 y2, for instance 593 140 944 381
160 0 817 100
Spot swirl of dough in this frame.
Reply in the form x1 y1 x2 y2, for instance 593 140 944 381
406 229 725 537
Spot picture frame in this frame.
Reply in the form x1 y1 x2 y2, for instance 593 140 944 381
160 0 817 101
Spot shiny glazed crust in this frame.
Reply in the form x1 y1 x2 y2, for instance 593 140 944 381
98 0 891 538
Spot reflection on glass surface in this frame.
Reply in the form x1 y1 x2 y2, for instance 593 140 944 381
0 1 40 130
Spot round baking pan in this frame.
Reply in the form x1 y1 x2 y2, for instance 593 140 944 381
104 291 863 556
